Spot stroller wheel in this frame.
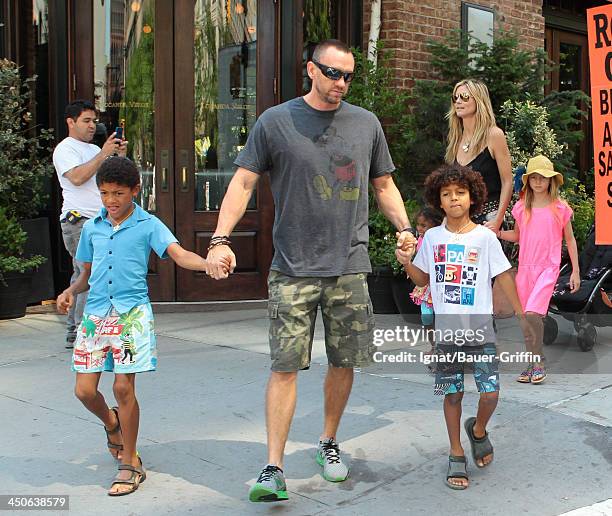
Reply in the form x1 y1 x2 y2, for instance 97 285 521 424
543 316 558 345
577 324 597 352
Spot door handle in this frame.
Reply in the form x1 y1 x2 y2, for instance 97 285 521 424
160 149 169 192
180 150 189 192
181 167 188 192
161 167 168 191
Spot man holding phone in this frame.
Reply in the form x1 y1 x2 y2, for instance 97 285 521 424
53 100 127 349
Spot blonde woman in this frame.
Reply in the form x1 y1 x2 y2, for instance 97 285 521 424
446 79 513 232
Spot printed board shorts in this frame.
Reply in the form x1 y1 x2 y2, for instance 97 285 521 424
267 271 375 372
433 343 499 396
72 303 157 374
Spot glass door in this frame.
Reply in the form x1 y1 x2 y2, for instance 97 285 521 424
173 0 276 301
92 0 175 300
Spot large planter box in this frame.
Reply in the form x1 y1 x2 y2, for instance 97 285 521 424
367 267 399 314
0 271 33 319
20 217 54 304
391 274 421 324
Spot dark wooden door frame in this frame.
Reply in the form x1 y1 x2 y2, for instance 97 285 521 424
149 0 176 301
545 27 590 176
173 0 276 301
69 0 93 101
67 0 175 300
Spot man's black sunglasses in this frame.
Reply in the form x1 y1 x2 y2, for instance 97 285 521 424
312 61 354 82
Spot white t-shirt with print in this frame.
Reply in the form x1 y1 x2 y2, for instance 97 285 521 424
53 137 102 219
412 224 511 343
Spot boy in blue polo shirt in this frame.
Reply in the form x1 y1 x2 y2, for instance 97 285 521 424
57 156 226 496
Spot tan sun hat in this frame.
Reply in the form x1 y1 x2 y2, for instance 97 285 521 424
522 155 563 188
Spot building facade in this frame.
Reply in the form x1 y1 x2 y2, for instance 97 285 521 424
0 0 603 303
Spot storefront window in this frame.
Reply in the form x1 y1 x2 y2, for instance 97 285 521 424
93 0 156 211
193 0 257 211
461 3 494 47
559 42 581 91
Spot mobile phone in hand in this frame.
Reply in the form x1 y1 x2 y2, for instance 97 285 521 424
114 126 124 140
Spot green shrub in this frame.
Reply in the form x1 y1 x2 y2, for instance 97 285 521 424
0 59 54 221
501 99 565 170
561 176 595 251
0 207 45 284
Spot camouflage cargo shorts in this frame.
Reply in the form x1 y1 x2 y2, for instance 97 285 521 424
267 271 375 372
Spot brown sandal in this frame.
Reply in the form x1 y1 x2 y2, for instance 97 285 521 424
104 406 123 460
108 457 146 496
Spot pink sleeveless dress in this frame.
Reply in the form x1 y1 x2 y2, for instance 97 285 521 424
512 199 573 315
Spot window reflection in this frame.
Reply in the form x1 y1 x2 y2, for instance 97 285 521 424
302 1 333 94
194 0 257 211
93 0 156 211
559 43 580 92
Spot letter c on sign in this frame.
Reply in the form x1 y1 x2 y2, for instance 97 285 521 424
606 52 612 81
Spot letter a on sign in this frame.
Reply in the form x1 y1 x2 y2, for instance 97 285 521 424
588 4 612 244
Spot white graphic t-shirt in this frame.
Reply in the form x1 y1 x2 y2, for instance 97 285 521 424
412 224 511 343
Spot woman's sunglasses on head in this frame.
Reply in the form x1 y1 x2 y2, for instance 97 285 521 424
312 61 355 83
452 92 472 103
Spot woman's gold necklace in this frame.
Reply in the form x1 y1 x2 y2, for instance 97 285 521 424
461 132 473 153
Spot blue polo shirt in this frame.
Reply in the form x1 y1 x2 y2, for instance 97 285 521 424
75 203 178 316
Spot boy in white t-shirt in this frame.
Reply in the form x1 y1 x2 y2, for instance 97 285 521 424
53 100 126 349
396 164 532 491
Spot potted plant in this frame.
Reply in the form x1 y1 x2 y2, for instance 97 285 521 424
367 207 400 314
0 59 54 305
0 208 45 319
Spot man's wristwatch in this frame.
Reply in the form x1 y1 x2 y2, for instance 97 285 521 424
401 227 419 238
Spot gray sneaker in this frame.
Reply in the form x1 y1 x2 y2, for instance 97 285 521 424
65 335 75 349
316 438 349 482
248 465 288 502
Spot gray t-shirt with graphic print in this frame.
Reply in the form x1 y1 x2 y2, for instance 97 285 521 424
234 97 395 277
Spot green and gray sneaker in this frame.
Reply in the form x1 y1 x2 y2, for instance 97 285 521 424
316 438 349 482
248 465 288 502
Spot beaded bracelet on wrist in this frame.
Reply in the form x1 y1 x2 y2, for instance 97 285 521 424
207 238 231 252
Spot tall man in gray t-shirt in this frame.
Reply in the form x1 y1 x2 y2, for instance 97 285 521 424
206 39 416 503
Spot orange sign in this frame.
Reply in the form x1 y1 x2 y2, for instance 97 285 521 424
587 5 612 244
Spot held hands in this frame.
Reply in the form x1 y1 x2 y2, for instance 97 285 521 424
395 231 417 266
569 270 581 293
56 290 74 314
205 245 236 280
483 219 500 232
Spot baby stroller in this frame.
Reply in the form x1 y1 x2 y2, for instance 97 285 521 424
544 226 612 351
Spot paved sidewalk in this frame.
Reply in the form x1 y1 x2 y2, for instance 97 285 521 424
0 309 611 515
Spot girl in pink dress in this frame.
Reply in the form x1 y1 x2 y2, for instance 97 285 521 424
410 208 443 363
498 155 580 383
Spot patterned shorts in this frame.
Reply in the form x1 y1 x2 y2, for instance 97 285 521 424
72 303 157 374
267 271 375 372
433 343 499 395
